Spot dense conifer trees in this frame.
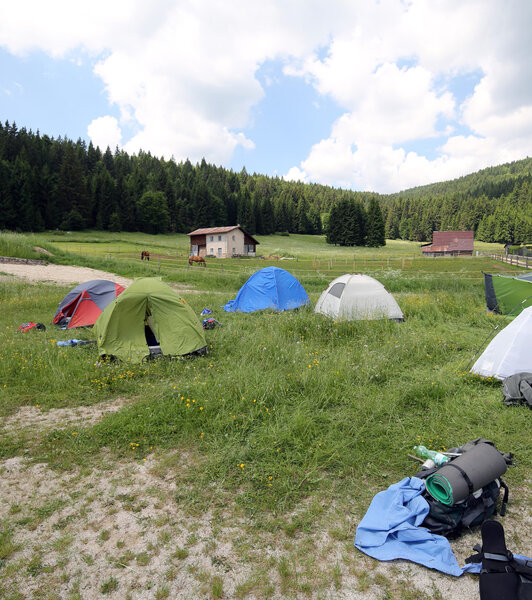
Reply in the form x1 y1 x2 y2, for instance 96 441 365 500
0 121 530 245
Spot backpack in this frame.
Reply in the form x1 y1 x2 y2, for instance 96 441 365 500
415 439 511 539
466 520 532 600
502 373 532 409
418 477 508 539
18 322 46 332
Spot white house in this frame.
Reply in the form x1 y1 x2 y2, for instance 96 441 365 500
187 225 259 258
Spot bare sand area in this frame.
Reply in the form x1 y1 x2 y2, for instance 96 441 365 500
0 261 197 292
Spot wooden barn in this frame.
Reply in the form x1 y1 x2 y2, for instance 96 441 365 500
187 225 259 258
421 231 474 257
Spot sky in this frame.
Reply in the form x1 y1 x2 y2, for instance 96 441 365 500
1 0 532 194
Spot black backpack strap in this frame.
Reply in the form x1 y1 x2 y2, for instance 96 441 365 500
478 521 520 599
466 544 484 564
444 462 475 494
499 479 509 517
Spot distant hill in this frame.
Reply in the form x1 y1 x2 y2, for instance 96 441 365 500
380 157 532 244
388 157 532 200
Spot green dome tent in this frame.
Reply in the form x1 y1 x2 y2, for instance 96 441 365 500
484 272 532 315
93 278 206 363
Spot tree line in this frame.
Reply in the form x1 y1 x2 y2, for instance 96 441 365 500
0 121 530 245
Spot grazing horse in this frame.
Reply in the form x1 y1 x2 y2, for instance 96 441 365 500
188 255 206 267
141 250 150 261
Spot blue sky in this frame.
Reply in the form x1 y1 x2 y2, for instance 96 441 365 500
1 1 531 193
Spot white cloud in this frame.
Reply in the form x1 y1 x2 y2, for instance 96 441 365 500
87 116 122 151
285 0 532 191
2 1 532 191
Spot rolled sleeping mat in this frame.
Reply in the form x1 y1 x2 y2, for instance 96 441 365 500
426 443 507 506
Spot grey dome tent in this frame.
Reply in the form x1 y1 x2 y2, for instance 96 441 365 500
314 274 404 321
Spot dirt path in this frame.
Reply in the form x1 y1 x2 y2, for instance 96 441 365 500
0 262 198 293
2 398 526 600
0 262 134 288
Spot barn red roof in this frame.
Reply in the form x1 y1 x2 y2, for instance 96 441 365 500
422 231 474 253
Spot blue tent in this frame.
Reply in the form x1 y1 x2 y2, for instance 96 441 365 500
223 266 310 313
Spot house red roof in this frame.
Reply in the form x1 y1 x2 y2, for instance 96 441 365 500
187 225 259 245
422 231 474 253
187 226 240 235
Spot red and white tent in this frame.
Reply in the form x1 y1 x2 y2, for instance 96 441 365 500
53 280 125 328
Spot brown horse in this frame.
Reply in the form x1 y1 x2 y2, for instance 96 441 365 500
141 251 150 261
188 255 206 267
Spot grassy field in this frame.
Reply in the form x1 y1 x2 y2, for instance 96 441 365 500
1 230 530 599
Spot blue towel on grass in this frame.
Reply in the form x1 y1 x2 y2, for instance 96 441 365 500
355 477 480 576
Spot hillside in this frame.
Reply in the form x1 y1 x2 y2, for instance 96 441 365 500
0 121 530 244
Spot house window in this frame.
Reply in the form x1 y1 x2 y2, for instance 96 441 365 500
210 236 214 242
232 248 236 254
218 235 222 241
210 248 214 254
217 247 222 257
232 235 235 241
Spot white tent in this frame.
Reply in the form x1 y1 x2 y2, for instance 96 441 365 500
471 306 532 379
314 274 404 321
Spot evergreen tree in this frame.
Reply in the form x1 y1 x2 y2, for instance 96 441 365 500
58 143 89 226
136 191 169 234
365 197 386 247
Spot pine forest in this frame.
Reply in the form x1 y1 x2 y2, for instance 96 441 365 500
0 121 531 245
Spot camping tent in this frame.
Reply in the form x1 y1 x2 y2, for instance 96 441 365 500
93 278 206 362
314 274 404 321
484 272 532 315
471 306 532 379
53 280 125 328
222 266 310 313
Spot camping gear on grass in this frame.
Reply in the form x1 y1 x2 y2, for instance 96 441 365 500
354 476 479 576
420 476 508 539
415 439 511 538
466 521 532 600
471 306 532 379
222 266 310 313
18 322 46 332
484 272 532 315
314 274 404 321
425 442 508 506
53 280 125 328
93 277 206 363
502 372 532 408
202 318 222 329
56 339 96 347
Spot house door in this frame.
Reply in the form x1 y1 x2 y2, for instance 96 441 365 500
217 247 222 258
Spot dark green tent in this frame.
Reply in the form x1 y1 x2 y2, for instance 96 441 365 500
484 272 532 315
94 278 206 362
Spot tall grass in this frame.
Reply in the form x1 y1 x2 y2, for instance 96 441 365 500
1 264 529 514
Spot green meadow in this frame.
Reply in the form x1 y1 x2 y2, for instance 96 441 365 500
1 231 528 510
0 230 530 598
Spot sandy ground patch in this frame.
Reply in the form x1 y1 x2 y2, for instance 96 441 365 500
0 263 133 288
0 451 499 600
0 397 133 436
2 393 529 600
0 399 530 599
0 262 199 293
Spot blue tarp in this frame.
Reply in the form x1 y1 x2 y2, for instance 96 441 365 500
223 267 310 313
355 477 480 576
